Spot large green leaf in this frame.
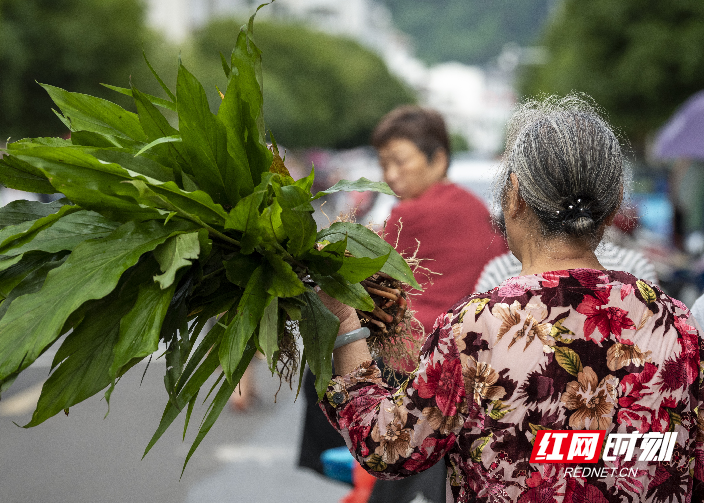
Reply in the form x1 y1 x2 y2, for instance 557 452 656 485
0 205 79 254
0 253 68 318
312 178 396 200
102 83 177 112
216 75 255 200
182 342 256 472
0 209 119 257
177 63 240 206
337 252 390 284
153 232 201 289
219 265 273 379
224 14 272 186
263 253 307 298
0 219 197 381
224 189 267 254
0 155 57 194
24 292 132 427
110 280 175 379
131 84 190 185
42 84 148 143
311 272 375 312
275 185 317 258
128 179 228 228
299 289 339 398
11 147 160 222
259 297 279 371
16 147 215 227
317 222 421 289
89 148 175 183
28 254 158 423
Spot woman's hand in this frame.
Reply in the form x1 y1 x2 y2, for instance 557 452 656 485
316 289 371 375
316 289 361 336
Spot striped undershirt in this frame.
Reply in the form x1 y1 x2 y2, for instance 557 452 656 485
474 241 658 293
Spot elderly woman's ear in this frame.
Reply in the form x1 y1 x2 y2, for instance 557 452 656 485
504 172 527 219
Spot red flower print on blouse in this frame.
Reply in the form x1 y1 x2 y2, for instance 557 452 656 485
415 356 465 417
618 363 661 432
540 270 570 288
572 268 609 288
674 315 697 337
620 283 633 301
338 392 382 430
349 424 372 457
576 287 635 343
517 465 565 503
672 297 688 312
402 435 456 472
497 280 530 298
658 330 699 391
619 362 656 406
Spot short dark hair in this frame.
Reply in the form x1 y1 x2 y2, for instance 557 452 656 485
371 106 450 166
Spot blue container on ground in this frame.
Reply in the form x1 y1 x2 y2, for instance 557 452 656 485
320 446 355 484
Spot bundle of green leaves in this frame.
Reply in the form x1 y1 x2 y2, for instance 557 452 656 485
0 10 418 470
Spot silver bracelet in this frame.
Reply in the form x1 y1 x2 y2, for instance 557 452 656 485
333 327 371 350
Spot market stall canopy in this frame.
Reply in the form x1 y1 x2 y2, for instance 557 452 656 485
654 90 704 160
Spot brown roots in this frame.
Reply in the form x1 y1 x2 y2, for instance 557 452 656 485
357 271 423 376
271 319 300 401
317 207 440 378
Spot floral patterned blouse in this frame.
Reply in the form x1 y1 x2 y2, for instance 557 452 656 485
320 269 704 502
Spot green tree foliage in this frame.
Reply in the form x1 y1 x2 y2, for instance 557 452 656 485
383 0 551 65
520 1 704 149
190 19 415 149
0 0 151 140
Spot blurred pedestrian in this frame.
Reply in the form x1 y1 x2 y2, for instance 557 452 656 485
363 106 508 503
373 106 508 351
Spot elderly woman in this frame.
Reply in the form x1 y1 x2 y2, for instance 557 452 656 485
318 95 704 502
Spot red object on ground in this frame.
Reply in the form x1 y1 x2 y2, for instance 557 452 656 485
340 462 377 503
384 182 507 353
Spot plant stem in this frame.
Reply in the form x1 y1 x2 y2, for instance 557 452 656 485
201 266 225 282
206 226 241 248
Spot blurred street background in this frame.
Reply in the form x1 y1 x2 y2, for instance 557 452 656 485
3 0 704 501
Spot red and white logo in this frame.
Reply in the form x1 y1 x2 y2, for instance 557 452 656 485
530 431 678 464
530 430 606 463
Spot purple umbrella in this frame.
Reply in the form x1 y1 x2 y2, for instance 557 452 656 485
653 90 704 160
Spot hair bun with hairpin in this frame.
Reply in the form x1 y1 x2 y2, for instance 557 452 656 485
556 196 593 222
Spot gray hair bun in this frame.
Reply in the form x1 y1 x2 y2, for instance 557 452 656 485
496 93 623 242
